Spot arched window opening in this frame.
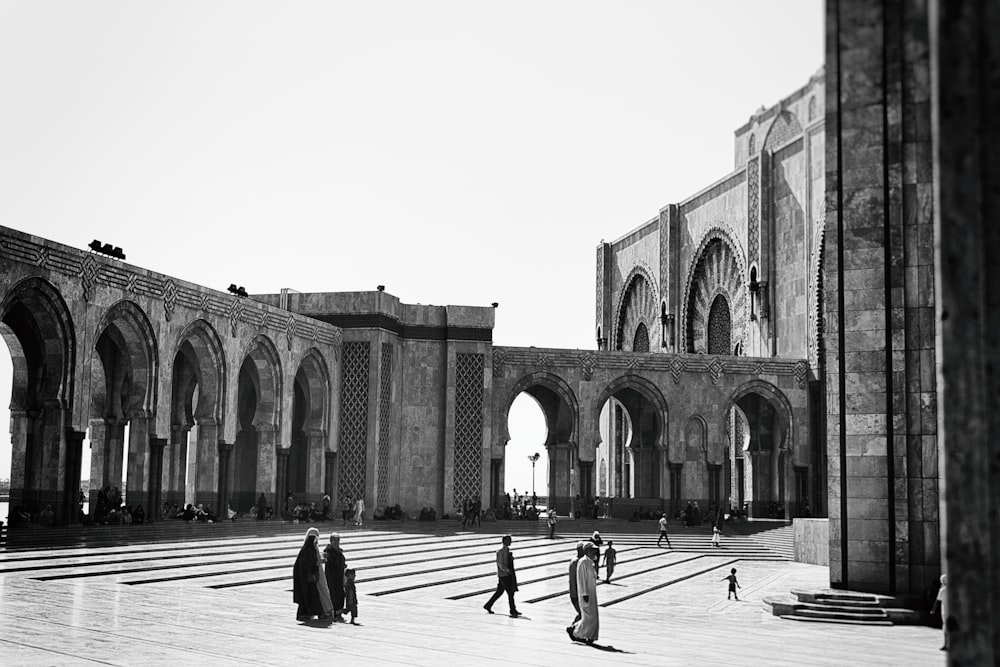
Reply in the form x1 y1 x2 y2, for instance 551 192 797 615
632 323 650 352
505 393 548 510
707 295 732 355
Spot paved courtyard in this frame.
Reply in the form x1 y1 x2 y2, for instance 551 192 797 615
0 520 943 665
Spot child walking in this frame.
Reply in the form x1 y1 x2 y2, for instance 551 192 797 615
723 567 741 600
344 568 359 625
601 541 617 584
712 525 721 548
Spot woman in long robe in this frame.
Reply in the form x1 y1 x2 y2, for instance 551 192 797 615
293 532 327 620
571 543 600 643
305 527 334 617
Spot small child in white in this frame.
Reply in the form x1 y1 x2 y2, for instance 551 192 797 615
712 525 721 548
723 567 741 600
345 568 359 625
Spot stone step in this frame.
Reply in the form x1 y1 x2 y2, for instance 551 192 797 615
780 614 893 627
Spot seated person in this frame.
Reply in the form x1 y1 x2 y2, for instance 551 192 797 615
293 503 311 522
178 504 197 521
122 506 133 524
308 502 325 522
106 508 122 525
38 505 55 527
133 504 145 524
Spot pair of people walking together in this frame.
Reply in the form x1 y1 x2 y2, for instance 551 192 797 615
293 529 358 624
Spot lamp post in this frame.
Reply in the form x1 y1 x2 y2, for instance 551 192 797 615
528 452 541 496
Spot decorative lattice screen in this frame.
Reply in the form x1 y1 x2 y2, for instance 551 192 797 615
376 343 393 508
453 353 483 509
338 342 369 499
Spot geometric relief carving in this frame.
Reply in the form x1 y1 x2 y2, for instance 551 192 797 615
338 342 370 500
454 353 483 509
708 357 725 386
80 254 99 301
228 297 244 337
684 232 748 354
162 278 177 321
614 266 658 351
669 357 686 384
748 157 760 269
376 343 393 508
492 348 506 378
707 295 732 355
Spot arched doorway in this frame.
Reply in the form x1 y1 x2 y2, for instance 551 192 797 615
499 373 577 516
288 349 329 514
88 300 158 519
233 335 281 514
167 320 225 513
595 375 668 516
0 278 77 523
727 380 793 519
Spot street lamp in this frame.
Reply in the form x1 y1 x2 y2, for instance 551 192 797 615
528 452 541 496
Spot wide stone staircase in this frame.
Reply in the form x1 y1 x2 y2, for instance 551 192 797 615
763 588 925 626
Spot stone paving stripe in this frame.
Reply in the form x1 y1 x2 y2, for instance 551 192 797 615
600 558 741 607
523 553 705 603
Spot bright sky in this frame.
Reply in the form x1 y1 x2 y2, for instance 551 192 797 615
0 1 823 494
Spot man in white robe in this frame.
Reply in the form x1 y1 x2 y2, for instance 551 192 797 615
568 542 599 643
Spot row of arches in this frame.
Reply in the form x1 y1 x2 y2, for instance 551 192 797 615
498 371 804 519
1 277 333 523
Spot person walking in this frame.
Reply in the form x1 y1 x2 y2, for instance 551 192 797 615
602 541 617 584
657 513 672 548
353 495 365 527
292 530 329 621
256 492 268 521
483 535 520 617
568 541 585 624
305 527 334 618
547 508 558 539
324 532 347 622
567 542 600 644
723 567 741 600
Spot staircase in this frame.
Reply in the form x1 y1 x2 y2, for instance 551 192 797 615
763 589 924 626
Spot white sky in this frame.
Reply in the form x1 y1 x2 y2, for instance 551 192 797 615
0 0 823 495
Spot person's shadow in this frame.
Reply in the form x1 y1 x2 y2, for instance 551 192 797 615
586 643 631 653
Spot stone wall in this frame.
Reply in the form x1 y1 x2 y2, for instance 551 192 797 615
794 518 830 566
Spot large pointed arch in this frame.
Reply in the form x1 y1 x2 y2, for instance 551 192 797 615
613 265 659 352
94 299 159 418
500 371 579 448
0 276 76 410
682 225 749 354
239 334 283 430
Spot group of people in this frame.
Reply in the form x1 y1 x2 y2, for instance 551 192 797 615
482 531 616 646
461 497 482 528
292 529 358 624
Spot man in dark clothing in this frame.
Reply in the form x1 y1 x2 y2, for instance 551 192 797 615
483 535 519 617
324 533 347 621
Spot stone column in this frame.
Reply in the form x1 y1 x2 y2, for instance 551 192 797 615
932 0 1000 659
275 447 290 518
104 418 126 495
125 416 153 510
826 0 938 595
62 429 86 525
307 428 326 500
7 409 28 509
149 437 167 520
164 424 189 507
217 441 234 515
36 402 67 513
324 451 337 500
194 421 219 508
256 424 277 501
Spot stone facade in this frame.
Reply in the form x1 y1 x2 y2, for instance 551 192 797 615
596 71 825 522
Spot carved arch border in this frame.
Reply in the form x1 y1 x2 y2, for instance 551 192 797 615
725 379 795 457
680 224 749 354
612 262 659 351
239 334 283 431
94 299 159 419
498 371 579 449
593 373 669 449
294 347 332 435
